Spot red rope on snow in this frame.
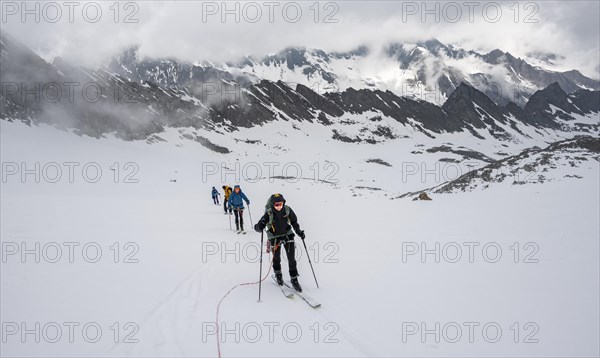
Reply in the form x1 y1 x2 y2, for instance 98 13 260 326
215 242 280 358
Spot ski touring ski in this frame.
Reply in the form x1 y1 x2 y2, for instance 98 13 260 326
283 282 321 308
272 275 294 298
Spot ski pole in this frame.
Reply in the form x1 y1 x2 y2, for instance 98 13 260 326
248 205 254 228
258 230 264 302
301 236 319 288
228 205 232 230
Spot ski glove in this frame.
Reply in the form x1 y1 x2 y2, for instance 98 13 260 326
254 223 263 233
297 230 306 240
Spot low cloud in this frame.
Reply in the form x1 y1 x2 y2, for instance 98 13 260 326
2 1 598 78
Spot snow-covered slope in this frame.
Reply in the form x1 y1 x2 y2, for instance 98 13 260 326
1 117 599 357
399 136 600 197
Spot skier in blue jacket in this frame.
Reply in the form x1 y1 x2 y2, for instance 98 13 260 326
228 185 250 232
211 187 220 205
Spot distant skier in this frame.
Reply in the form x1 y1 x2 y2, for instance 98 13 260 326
228 185 250 233
222 185 233 215
211 187 220 205
254 193 305 292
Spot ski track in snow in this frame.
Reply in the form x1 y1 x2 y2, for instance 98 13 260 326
107 201 376 357
1 120 598 357
112 205 224 357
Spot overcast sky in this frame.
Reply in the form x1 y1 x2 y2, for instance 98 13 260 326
2 0 599 78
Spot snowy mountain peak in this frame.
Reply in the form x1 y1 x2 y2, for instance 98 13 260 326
416 38 451 54
483 48 506 63
1 33 599 145
94 36 600 108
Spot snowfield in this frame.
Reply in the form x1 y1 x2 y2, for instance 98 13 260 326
1 120 599 357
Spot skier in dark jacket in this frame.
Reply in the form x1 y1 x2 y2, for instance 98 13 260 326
228 185 250 232
254 193 305 292
211 187 220 205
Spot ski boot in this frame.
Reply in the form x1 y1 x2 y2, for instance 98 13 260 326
291 276 302 292
274 271 283 286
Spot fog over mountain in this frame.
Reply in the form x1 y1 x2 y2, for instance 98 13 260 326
1 2 599 358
